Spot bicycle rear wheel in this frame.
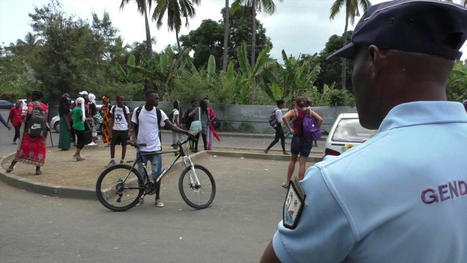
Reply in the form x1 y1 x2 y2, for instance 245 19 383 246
96 164 144 212
178 165 216 209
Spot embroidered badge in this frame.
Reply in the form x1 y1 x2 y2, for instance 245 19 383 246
283 177 306 229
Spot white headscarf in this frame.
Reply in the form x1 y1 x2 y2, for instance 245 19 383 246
88 93 96 105
75 97 86 122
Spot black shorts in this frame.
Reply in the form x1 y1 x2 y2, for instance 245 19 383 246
112 130 129 146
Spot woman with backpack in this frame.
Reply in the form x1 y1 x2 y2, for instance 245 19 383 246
281 96 323 187
264 99 287 155
6 91 49 175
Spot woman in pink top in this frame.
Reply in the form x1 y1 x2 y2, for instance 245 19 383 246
281 97 323 187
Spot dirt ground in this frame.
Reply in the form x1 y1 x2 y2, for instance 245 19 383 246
1 143 185 188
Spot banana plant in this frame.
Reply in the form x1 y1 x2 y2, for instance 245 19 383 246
122 46 189 99
236 42 275 103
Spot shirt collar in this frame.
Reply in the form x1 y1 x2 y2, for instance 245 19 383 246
378 101 467 132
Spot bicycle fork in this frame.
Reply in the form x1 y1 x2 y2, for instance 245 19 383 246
183 156 201 187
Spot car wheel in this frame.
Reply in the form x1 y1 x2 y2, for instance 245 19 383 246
54 122 60 133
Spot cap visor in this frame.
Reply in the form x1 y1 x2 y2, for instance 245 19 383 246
326 43 356 60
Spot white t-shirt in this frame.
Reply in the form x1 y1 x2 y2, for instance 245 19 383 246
111 105 130 131
275 108 283 124
131 106 168 152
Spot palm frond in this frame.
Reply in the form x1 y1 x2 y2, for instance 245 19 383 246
329 0 345 19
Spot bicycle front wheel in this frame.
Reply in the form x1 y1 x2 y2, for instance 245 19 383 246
178 165 216 209
96 164 144 212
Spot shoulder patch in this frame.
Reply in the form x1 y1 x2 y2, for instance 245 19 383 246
283 177 306 229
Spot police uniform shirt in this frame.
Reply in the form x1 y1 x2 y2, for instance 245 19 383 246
273 101 467 263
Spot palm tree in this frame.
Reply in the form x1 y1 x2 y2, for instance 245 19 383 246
152 0 201 52
222 0 230 71
330 0 371 90
236 0 282 67
120 0 154 91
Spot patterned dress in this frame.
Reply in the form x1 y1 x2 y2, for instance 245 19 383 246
101 104 112 144
15 102 48 166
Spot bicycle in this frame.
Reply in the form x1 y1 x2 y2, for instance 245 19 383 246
96 138 216 212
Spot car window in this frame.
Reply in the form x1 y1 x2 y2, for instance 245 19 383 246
332 118 377 143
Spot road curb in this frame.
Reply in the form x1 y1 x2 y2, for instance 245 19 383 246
207 150 323 163
0 151 208 200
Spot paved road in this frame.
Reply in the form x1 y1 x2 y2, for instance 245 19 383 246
0 155 288 263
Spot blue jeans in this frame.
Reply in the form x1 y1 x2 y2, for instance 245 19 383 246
136 152 162 182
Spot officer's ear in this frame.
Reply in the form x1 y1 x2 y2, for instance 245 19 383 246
368 45 386 78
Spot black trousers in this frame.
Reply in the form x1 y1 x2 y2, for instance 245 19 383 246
266 124 285 152
13 125 21 142
193 132 207 152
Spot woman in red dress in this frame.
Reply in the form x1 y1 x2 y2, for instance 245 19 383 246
6 91 48 175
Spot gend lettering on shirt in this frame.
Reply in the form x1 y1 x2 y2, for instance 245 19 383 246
421 180 467 204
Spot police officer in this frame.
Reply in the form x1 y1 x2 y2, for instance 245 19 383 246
260 1 467 262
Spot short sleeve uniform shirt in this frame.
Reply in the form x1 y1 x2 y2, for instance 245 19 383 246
273 101 467 263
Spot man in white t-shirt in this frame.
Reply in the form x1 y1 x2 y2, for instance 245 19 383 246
107 95 131 167
131 90 192 207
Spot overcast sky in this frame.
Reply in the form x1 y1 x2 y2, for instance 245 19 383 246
1 0 466 61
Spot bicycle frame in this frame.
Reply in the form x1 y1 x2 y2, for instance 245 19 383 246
123 138 199 187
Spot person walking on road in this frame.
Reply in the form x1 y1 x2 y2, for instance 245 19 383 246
131 90 192 207
6 91 48 175
8 101 22 144
72 97 86 161
281 96 322 187
0 110 11 130
58 93 72 150
107 95 130 167
265 99 287 155
261 1 467 262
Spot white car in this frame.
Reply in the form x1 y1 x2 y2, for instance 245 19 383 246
324 113 377 156
17 99 28 113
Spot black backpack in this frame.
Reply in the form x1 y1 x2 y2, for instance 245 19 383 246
27 102 47 138
132 106 163 146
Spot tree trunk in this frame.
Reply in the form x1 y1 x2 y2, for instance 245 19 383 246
176 30 181 52
251 0 257 67
222 0 230 72
144 8 155 92
341 10 349 90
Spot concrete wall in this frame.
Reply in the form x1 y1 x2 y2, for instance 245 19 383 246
125 101 357 133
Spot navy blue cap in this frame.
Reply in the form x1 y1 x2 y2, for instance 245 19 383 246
328 0 467 60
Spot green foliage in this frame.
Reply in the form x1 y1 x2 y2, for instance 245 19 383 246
179 8 273 70
0 0 373 108
315 33 353 90
306 84 355 106
446 61 467 102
